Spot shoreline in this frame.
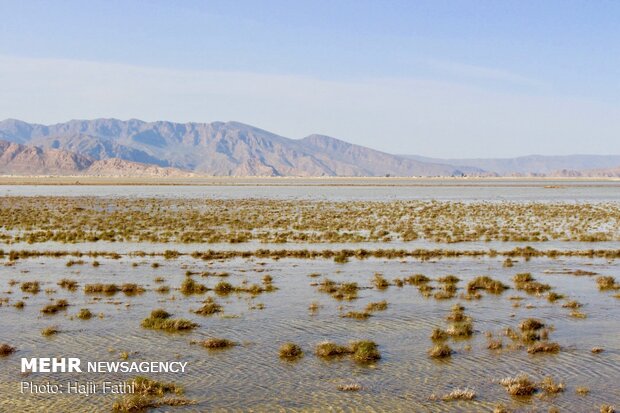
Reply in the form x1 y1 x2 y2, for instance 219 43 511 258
0 175 618 186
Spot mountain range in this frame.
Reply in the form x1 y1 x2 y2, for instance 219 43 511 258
0 118 618 177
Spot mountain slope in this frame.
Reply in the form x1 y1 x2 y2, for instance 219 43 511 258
0 119 482 177
0 140 193 177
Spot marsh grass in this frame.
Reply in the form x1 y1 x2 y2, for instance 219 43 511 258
84 283 119 295
513 273 552 294
112 376 193 412
58 278 78 290
365 300 388 312
279 343 303 360
337 383 362 392
193 297 222 315
428 343 452 358
467 276 508 294
0 343 16 356
349 340 381 363
342 311 371 319
434 388 476 401
21 281 40 294
201 338 236 349
597 276 619 291
141 309 197 332
500 373 537 396
180 278 208 295
41 326 59 336
76 308 93 320
41 299 70 314
527 342 561 354
316 279 359 300
540 377 565 394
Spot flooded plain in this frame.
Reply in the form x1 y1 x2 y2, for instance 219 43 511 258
0 180 618 412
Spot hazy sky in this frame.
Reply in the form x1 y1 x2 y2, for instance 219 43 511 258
1 0 619 157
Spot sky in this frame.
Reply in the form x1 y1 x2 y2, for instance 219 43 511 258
0 0 619 157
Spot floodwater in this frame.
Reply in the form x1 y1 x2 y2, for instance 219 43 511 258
1 178 620 201
0 180 618 412
0 255 618 412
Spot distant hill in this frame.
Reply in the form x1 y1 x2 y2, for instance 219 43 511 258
0 140 193 177
0 119 483 177
404 154 620 176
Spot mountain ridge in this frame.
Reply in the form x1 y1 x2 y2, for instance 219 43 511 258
0 118 484 177
0 118 618 177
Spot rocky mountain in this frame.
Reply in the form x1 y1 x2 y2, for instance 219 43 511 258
404 154 620 176
0 140 194 177
0 119 483 177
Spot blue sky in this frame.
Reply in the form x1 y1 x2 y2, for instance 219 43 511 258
0 0 619 157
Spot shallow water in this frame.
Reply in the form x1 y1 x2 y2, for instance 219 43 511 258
1 178 620 201
1 254 618 412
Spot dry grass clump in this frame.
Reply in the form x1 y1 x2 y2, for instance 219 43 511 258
600 404 615 413
13 300 25 309
316 278 359 300
41 299 70 314
315 341 351 358
372 273 390 289
540 376 564 394
438 275 460 284
140 309 198 332
84 283 119 294
513 273 552 294
337 383 362 392
112 376 193 412
315 340 380 363
57 278 78 290
428 343 453 358
562 300 582 309
349 340 381 363
76 308 93 320
597 276 619 290
487 338 503 350
132 376 183 396
200 338 236 349
570 309 587 318
180 278 208 294
527 341 560 354
0 343 16 356
591 347 604 354
279 343 303 360
342 311 371 320
434 284 457 300
500 373 537 396
575 386 590 395
365 300 388 312
547 292 564 302
112 395 195 412
21 281 40 294
436 388 476 401
41 326 59 336
519 318 545 331
431 328 448 342
467 276 508 294
445 304 474 338
120 283 145 295
405 274 430 285
193 297 222 316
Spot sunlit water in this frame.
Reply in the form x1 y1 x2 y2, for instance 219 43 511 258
0 255 618 412
0 181 618 411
